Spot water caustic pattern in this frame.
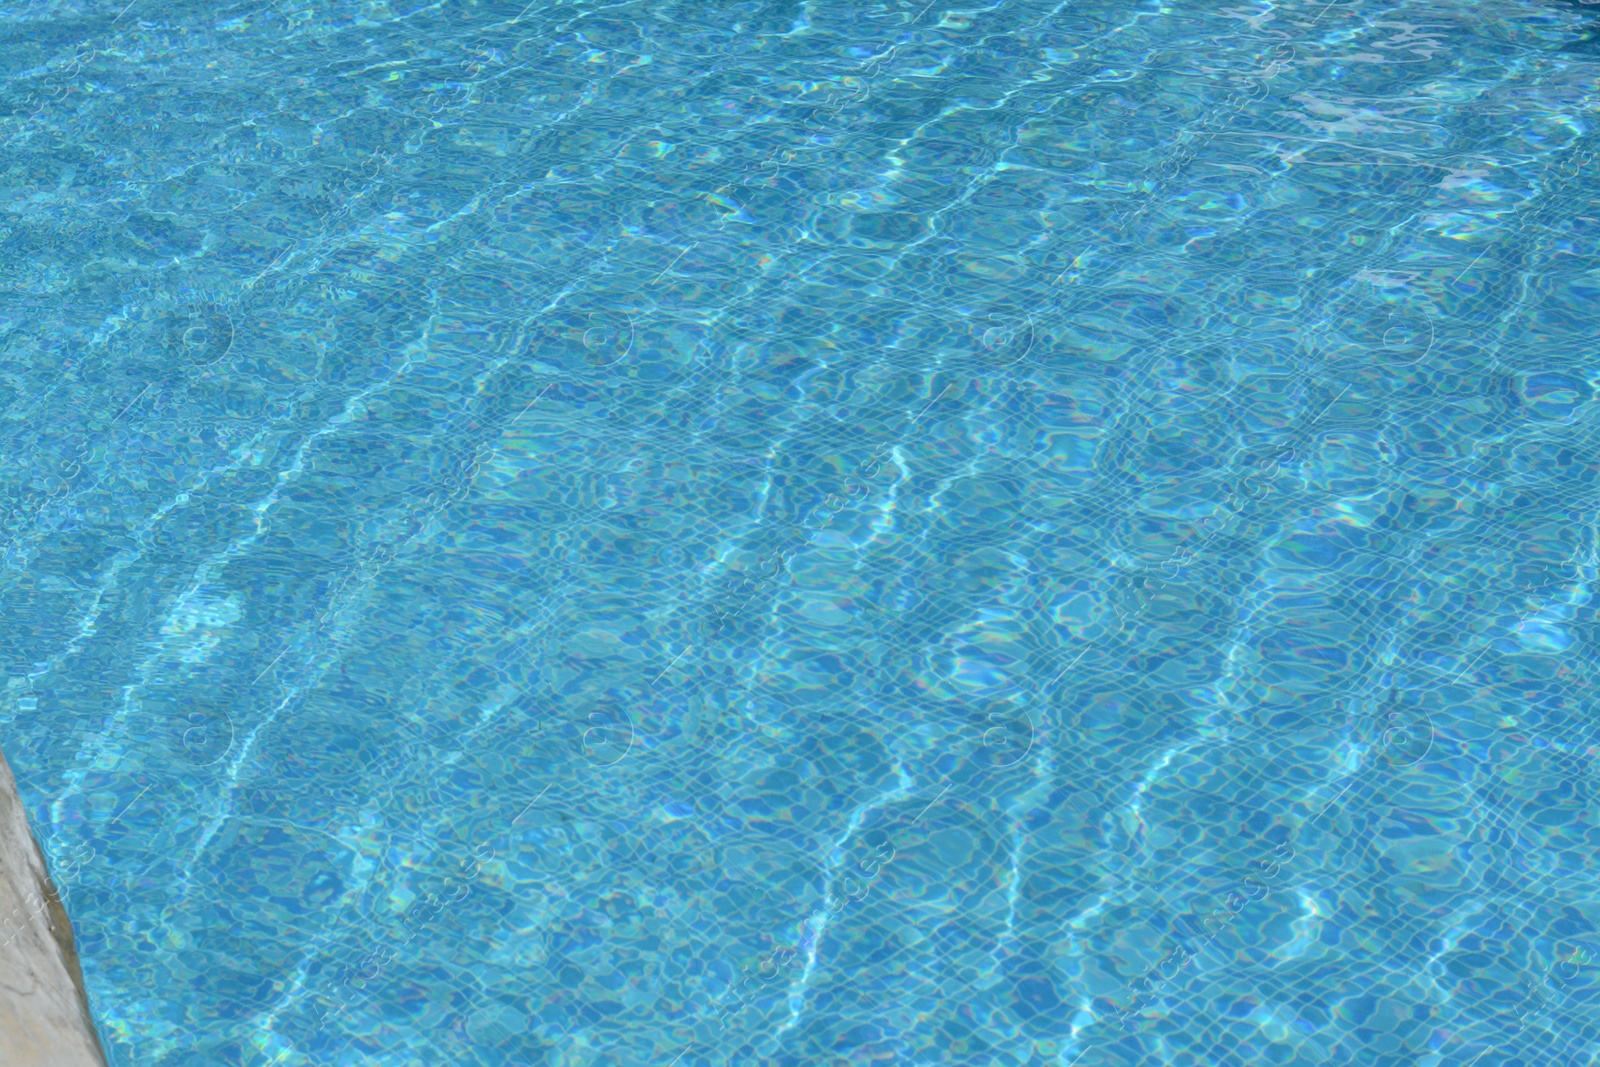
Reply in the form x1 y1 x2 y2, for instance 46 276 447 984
1 0 1600 1063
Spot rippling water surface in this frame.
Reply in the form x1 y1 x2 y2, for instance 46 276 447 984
2 0 1600 1064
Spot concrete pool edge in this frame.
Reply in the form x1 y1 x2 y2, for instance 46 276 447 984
0 743 109 1067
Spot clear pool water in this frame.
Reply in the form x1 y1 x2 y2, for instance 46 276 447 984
2 0 1599 1064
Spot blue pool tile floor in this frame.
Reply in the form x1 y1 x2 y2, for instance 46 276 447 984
2 0 1600 1064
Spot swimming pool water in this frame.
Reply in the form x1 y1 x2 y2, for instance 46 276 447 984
2 0 1600 1064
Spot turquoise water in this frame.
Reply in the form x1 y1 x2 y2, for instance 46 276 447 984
2 0 1600 1063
